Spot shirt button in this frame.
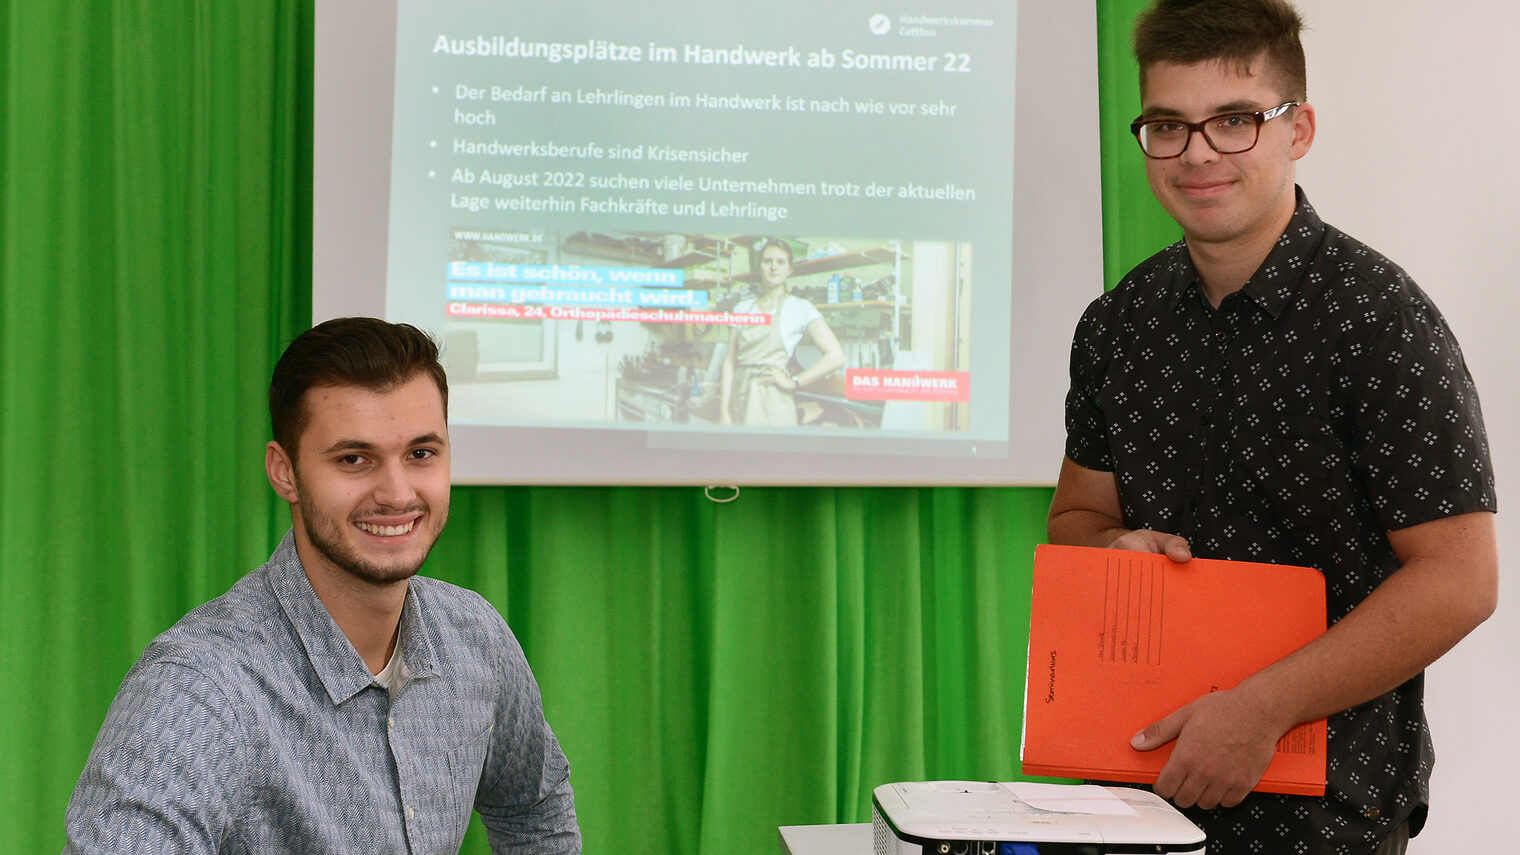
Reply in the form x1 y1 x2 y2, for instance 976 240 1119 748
388 715 394 728
407 807 415 821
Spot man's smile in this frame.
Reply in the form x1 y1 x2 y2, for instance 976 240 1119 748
355 517 420 538
1175 177 1237 199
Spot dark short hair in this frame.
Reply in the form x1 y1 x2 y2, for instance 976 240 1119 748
269 317 448 458
757 237 795 265
1133 0 1307 102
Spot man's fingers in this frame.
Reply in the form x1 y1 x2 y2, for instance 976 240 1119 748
1164 538 1192 562
1187 775 1253 810
1139 691 1276 810
1217 781 1252 809
1170 776 1205 809
1131 710 1184 752
1193 779 1229 811
1155 749 1258 809
1109 529 1192 562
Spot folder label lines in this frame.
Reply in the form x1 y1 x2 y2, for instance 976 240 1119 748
1100 555 1164 666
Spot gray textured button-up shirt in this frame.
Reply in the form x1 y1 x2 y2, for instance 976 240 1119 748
64 531 579 855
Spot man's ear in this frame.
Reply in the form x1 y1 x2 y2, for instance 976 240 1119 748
266 441 300 503
1290 101 1316 160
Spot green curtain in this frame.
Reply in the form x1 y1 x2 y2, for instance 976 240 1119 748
1 0 309 846
0 2 1166 853
1097 1 1181 284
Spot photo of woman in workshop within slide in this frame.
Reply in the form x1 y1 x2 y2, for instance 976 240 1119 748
441 229 971 435
720 238 845 426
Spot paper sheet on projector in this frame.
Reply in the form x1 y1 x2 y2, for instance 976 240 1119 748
1004 783 1136 816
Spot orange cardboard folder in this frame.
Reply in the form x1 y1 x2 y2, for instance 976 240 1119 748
1020 544 1328 797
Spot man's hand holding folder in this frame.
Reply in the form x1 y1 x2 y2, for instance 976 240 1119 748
1130 676 1291 809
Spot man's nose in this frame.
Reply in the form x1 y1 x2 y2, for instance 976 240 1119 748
372 460 418 508
1179 127 1221 165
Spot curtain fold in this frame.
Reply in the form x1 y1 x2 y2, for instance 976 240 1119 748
1 2 1161 853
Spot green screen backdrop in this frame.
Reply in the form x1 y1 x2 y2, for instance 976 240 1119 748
0 2 1172 852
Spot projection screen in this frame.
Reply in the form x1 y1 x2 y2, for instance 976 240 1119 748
314 0 1103 485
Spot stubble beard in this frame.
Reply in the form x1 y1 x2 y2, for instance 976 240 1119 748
1165 154 1296 248
298 494 445 586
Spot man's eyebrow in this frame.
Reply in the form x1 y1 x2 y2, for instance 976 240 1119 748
321 439 379 455
1138 100 1265 121
318 433 447 456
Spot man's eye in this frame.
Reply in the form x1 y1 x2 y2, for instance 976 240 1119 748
1151 121 1186 136
1215 114 1252 129
410 448 436 460
339 454 367 466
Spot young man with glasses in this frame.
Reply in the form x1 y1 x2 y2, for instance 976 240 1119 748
1048 2 1497 853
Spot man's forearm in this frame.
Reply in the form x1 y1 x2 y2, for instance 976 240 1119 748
1130 512 1496 809
1046 458 1194 562
1047 507 1130 549
1234 521 1498 734
1047 457 1130 547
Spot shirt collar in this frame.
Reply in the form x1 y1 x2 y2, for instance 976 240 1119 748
267 530 440 706
1167 185 1328 318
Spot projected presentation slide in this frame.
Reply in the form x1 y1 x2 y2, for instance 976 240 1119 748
316 0 1102 484
386 1 1007 432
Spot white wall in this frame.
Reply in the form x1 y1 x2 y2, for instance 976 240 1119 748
1295 3 1520 850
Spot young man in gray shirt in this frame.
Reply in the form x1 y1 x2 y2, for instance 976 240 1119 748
66 318 579 854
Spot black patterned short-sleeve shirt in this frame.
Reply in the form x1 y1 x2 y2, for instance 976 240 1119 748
1064 188 1496 854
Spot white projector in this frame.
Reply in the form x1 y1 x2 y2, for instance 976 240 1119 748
871 781 1205 855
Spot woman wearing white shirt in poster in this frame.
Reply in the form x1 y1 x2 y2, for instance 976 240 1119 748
719 238 845 426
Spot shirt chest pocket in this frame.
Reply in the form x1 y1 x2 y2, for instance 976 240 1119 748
1230 415 1354 529
430 720 493 843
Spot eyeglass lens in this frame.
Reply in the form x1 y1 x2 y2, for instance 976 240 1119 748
1139 114 1259 158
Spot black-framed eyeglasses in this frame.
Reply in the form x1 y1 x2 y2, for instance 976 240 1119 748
1130 101 1299 159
